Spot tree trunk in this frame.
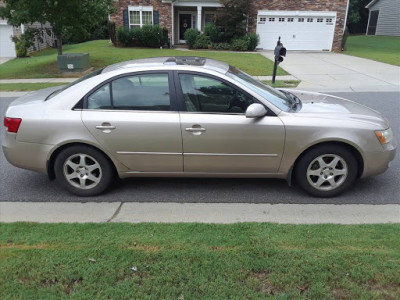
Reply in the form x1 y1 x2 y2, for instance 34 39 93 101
56 33 62 55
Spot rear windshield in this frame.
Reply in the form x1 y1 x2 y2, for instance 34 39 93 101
46 68 104 100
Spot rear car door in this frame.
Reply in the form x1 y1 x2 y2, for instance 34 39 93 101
81 71 183 172
176 72 285 173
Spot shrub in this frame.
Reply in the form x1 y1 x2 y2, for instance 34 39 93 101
116 27 132 47
184 28 200 49
139 25 164 48
193 34 211 49
116 26 168 48
11 31 34 57
246 33 259 51
231 37 249 51
204 24 222 43
211 42 231 50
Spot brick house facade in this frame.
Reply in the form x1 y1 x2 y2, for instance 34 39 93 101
110 0 350 52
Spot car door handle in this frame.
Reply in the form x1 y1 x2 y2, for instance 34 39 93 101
185 127 206 132
95 125 116 130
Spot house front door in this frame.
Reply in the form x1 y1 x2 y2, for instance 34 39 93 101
179 14 192 42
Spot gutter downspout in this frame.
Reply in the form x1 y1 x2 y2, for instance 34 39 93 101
343 0 350 34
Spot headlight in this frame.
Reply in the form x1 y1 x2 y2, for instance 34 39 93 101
375 128 393 144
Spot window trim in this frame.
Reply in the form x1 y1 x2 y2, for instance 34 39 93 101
128 6 153 28
173 71 274 116
83 71 178 112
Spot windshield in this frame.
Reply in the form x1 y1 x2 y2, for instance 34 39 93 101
46 68 104 100
226 66 292 111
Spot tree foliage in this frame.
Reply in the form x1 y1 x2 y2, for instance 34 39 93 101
0 0 114 55
216 0 250 41
346 0 370 33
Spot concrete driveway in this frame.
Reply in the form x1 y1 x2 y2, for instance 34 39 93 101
261 51 400 92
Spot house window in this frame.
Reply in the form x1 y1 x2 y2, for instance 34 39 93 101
298 18 304 22
317 18 323 22
269 17 275 22
287 18 294 22
205 13 216 25
279 18 285 22
326 18 333 23
129 6 153 29
259 17 267 22
307 18 313 22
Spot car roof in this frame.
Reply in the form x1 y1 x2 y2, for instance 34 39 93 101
101 56 230 74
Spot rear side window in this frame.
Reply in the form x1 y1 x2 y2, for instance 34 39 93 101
87 73 171 111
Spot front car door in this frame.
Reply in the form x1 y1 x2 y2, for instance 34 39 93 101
176 72 285 174
81 71 183 172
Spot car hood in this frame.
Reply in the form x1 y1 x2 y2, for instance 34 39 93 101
282 90 390 128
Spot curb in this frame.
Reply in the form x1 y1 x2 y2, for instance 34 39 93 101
1 202 399 224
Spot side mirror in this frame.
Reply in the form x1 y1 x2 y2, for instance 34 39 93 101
245 103 267 118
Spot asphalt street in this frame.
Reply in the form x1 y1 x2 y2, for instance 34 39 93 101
1 92 399 204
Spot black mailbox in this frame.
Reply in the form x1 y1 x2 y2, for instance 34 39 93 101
272 37 286 84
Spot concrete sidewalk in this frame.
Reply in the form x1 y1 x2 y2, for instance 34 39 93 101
1 202 399 224
260 51 400 92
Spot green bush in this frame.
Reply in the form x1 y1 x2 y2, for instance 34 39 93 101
231 37 249 51
204 24 222 43
11 31 34 57
184 28 200 49
193 34 211 49
211 42 232 50
116 26 168 48
246 33 259 51
139 25 164 48
116 27 132 47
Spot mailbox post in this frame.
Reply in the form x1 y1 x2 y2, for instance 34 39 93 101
272 37 286 84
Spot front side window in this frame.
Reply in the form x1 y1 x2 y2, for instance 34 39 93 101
179 74 254 113
87 73 170 111
129 6 153 29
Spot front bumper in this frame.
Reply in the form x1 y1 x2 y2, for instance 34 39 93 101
361 142 397 178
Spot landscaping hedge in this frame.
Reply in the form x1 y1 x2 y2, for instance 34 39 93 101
116 25 169 48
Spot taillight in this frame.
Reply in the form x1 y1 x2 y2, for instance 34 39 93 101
4 117 22 133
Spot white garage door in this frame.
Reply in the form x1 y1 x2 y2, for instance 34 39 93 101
0 25 16 58
256 11 337 51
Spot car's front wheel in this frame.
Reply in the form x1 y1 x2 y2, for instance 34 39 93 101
54 145 115 196
294 145 358 197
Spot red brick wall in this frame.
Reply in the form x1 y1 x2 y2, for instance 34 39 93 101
110 0 172 37
248 0 349 51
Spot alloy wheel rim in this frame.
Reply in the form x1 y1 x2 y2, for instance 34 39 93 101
63 154 102 190
306 154 348 191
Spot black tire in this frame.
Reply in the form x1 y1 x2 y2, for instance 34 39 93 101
294 145 358 197
54 145 115 196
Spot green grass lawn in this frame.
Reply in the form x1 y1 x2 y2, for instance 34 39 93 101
0 83 67 91
345 35 400 66
262 80 300 88
1 223 399 299
0 40 288 79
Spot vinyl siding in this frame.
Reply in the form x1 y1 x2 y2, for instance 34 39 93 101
369 0 400 36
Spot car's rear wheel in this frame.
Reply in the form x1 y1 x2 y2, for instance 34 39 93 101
294 145 358 197
54 145 114 196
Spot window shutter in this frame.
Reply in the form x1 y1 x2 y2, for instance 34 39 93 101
123 9 129 28
153 11 159 25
